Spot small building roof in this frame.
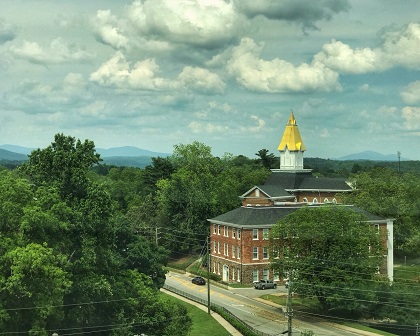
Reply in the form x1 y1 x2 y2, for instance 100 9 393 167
264 171 352 192
209 204 388 227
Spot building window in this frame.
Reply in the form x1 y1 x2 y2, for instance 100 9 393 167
217 262 220 274
232 267 235 281
226 243 228 256
237 268 241 282
263 228 269 240
217 242 220 254
253 269 259 282
263 246 269 259
224 225 228 237
237 229 241 239
253 229 259 240
232 228 236 238
313 198 318 204
213 224 217 234
217 225 221 235
324 198 329 203
263 269 269 280
332 198 337 204
213 241 216 252
253 247 258 260
303 197 308 203
374 224 380 233
237 246 241 259
232 246 236 258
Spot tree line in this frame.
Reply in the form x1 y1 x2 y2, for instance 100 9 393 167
1 134 420 333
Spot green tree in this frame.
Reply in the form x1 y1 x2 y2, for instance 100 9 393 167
0 243 72 335
270 206 385 312
20 133 101 201
342 168 420 254
143 157 175 195
5 134 187 335
255 149 277 169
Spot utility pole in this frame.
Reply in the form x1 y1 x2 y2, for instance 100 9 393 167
286 276 293 336
207 236 211 314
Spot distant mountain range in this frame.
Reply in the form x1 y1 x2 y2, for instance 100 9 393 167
0 144 170 168
0 145 411 168
336 150 409 161
0 144 169 158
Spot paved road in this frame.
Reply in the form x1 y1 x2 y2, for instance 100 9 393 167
165 272 370 336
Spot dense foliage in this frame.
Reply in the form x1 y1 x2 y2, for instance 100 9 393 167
0 135 191 335
270 206 385 313
342 167 420 255
2 134 420 331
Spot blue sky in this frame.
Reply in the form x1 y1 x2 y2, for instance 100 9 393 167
0 0 419 160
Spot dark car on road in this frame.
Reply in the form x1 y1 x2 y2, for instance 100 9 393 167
191 276 206 285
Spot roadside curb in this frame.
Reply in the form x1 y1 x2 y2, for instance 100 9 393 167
161 288 243 336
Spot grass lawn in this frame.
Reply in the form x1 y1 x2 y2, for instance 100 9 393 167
394 264 420 282
161 292 231 336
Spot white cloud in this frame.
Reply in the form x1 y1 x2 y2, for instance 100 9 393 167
91 10 129 50
314 40 383 74
188 121 230 134
319 128 330 138
178 66 225 94
90 52 172 90
314 23 420 74
9 38 95 64
400 81 420 105
91 52 225 95
246 115 266 133
4 75 91 114
226 37 341 93
401 106 420 130
127 0 242 49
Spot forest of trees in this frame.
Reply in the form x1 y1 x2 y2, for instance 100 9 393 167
1 134 420 334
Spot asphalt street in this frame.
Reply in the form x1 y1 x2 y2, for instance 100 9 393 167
164 272 376 336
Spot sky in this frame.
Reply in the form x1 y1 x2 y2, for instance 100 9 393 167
0 0 419 160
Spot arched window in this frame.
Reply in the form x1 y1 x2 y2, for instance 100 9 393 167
313 198 318 204
324 198 329 203
303 197 308 203
332 198 337 204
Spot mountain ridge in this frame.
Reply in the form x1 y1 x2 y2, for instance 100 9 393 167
1 145 412 169
336 150 408 161
0 144 170 158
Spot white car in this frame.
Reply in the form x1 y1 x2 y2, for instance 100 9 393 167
253 280 277 290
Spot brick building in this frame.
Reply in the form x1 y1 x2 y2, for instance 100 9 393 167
208 112 394 284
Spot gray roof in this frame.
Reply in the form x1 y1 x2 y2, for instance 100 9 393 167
209 205 387 227
264 171 352 192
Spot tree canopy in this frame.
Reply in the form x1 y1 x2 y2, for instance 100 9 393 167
270 206 385 312
0 135 190 335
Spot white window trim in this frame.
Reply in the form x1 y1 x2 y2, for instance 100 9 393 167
253 246 259 260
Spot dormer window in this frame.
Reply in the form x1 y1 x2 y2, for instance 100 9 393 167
255 189 260 197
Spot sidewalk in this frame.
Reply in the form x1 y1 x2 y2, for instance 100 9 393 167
161 288 243 336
